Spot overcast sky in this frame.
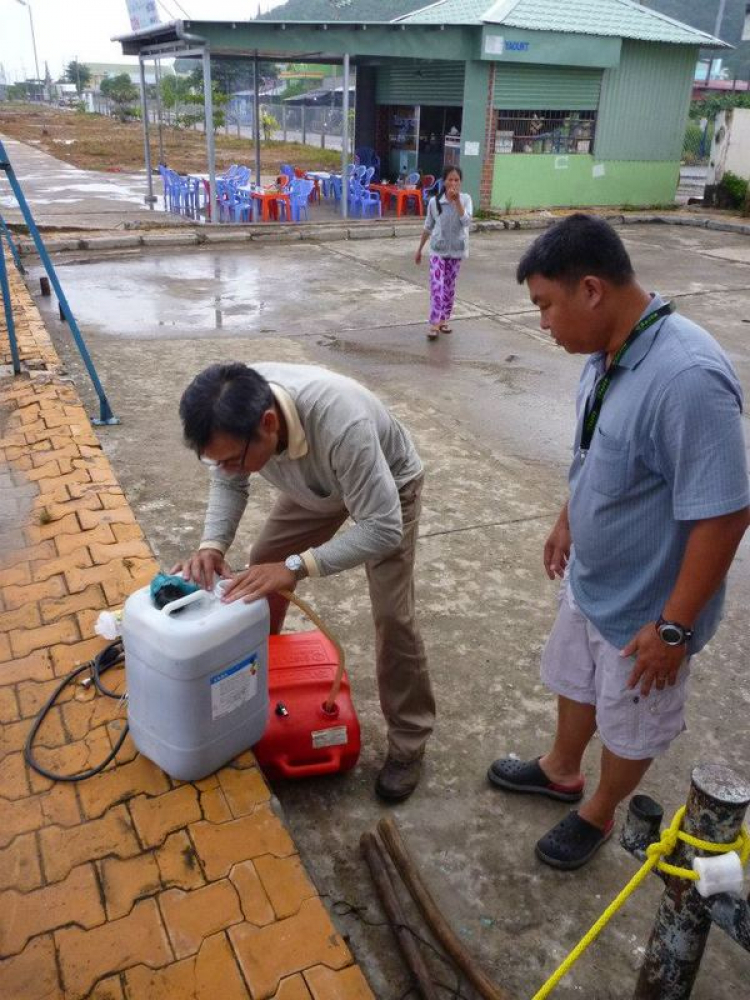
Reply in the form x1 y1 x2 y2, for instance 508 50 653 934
0 0 283 83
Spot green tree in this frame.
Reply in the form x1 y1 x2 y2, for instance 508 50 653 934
65 60 91 94
260 107 279 141
100 74 139 122
159 75 195 125
690 93 750 120
8 82 31 100
186 74 229 132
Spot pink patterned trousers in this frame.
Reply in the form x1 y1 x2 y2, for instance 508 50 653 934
429 255 462 326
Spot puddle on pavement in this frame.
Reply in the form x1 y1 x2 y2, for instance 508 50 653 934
38 251 272 337
33 246 425 339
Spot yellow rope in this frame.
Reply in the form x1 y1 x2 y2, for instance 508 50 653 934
530 808 750 1000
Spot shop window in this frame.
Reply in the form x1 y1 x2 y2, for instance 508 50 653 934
495 110 597 155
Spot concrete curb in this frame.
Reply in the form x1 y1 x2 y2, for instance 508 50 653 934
14 214 750 260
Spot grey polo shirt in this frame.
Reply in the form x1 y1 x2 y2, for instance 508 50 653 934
199 363 423 577
568 294 749 653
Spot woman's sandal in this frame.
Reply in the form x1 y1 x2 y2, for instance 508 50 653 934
427 326 440 340
439 323 453 333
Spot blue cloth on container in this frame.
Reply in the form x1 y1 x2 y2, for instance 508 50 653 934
149 573 200 610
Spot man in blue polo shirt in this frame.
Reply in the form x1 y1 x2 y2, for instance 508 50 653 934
488 214 749 870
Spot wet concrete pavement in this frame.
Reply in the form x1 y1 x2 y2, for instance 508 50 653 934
28 225 750 999
0 135 172 228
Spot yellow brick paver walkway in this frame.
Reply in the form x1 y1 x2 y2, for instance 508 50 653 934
0 253 375 1000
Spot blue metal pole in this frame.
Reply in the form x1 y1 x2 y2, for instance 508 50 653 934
0 245 21 375
0 214 26 274
0 140 118 424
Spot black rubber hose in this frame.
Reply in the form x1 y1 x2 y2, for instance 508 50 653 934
24 639 131 782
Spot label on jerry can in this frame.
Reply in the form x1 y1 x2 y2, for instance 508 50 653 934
210 654 259 720
311 726 348 749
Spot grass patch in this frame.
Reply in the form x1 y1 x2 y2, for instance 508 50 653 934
0 103 342 175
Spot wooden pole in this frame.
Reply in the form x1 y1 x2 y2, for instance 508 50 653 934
378 817 514 1000
360 832 440 1000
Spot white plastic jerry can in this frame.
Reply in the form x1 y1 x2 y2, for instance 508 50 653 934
122 582 270 781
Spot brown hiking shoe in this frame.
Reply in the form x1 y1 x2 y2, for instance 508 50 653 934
375 755 423 802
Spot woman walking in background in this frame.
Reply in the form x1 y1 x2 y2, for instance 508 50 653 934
415 166 473 341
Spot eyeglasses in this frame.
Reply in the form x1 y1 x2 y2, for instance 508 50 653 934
200 438 251 472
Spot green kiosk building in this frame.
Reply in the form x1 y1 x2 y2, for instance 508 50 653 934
118 0 725 211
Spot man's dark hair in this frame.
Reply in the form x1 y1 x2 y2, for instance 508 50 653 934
516 213 635 287
179 362 274 454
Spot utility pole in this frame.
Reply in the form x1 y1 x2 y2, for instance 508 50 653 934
707 0 729 83
15 0 40 100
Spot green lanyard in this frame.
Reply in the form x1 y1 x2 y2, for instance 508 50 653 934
580 301 674 458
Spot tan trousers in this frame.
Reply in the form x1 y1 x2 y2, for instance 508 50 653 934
249 475 435 761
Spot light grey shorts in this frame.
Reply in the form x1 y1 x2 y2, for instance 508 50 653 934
540 584 690 760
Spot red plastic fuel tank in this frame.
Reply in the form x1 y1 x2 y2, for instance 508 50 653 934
252 630 361 780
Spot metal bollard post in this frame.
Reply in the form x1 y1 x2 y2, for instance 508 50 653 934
633 764 750 1000
621 794 664 859
40 275 50 296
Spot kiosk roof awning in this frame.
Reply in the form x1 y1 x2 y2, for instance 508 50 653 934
113 19 366 62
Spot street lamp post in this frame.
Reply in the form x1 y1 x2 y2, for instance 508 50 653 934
707 0 728 83
14 0 40 101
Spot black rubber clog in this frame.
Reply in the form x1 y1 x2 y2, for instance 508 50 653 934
487 756 585 802
535 811 614 870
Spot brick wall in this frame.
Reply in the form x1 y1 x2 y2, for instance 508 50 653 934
479 64 497 211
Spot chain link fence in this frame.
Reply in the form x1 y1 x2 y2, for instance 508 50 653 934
227 98 353 150
88 94 354 151
682 117 712 166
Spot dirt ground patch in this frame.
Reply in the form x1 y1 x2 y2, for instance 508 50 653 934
0 103 342 175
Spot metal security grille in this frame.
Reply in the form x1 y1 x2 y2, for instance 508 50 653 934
495 110 597 155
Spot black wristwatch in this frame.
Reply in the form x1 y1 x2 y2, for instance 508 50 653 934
655 616 694 647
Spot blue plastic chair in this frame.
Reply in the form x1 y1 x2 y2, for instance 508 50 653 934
286 178 314 222
406 171 421 188
347 179 363 216
291 179 315 222
168 170 192 216
236 186 256 223
215 178 243 223
279 163 295 185
357 183 381 218
158 165 172 211
330 175 342 203
163 169 178 213
355 146 381 181
363 166 375 186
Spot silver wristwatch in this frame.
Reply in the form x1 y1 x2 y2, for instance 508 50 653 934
284 554 308 581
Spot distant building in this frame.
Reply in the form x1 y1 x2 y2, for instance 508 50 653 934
50 81 79 104
85 62 159 91
693 78 750 99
